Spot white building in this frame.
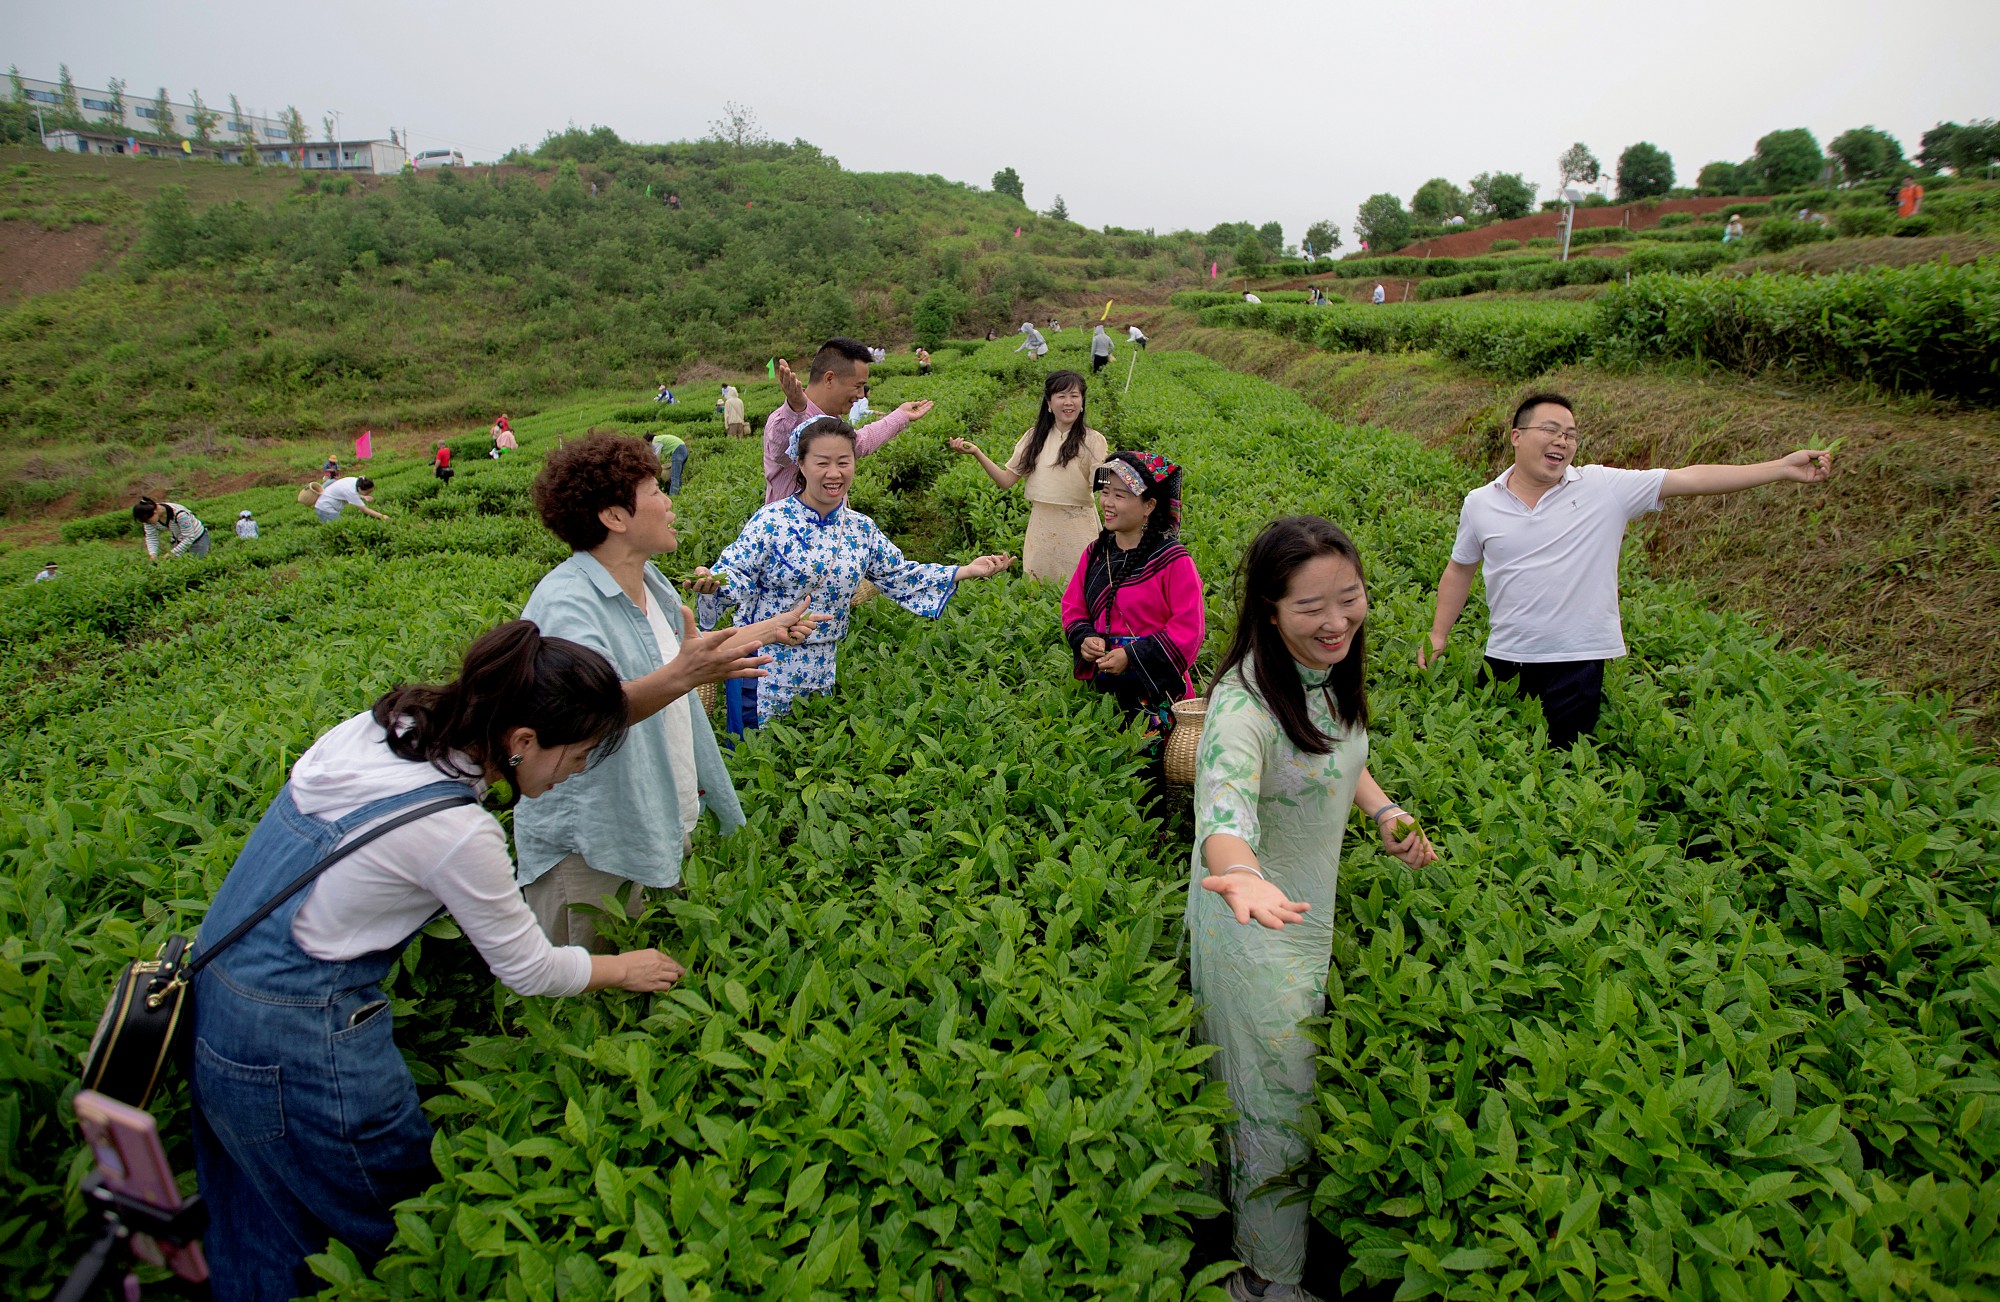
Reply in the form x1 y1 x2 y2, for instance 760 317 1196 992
17 75 408 173
44 127 408 174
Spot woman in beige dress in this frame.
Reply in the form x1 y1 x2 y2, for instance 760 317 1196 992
948 370 1109 582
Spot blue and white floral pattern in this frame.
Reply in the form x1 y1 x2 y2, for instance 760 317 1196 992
697 496 958 724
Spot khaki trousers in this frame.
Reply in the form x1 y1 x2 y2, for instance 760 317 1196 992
524 851 683 954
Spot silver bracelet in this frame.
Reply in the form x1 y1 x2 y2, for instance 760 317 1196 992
1368 803 1405 823
1220 862 1267 881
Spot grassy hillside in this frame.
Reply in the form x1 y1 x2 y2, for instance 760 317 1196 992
0 130 1213 521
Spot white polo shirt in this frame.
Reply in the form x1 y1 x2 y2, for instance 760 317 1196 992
1451 463 1668 663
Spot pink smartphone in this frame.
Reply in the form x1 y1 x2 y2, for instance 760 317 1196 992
72 1089 210 1282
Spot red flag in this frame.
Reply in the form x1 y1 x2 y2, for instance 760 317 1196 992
354 430 373 460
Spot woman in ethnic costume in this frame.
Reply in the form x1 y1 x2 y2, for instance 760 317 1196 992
1060 450 1205 727
693 416 1014 728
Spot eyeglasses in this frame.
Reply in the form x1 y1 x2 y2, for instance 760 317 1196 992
1514 422 1580 444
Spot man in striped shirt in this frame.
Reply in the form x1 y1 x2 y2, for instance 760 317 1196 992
132 497 211 561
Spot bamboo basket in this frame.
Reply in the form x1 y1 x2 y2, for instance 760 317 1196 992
1162 697 1207 789
696 681 718 717
851 579 878 606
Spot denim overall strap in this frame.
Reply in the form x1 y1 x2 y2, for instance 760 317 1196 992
196 777 476 1003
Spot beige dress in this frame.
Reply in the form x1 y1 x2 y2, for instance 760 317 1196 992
1008 425 1109 582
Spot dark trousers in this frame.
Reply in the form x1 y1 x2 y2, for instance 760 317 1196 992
1484 657 1605 748
1091 354 1110 373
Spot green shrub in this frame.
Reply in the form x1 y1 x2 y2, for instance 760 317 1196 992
1595 259 2000 401
1566 227 1635 247
1747 215 1837 254
1655 212 1694 228
1895 214 1938 237
1834 206 1895 238
1489 238 1520 251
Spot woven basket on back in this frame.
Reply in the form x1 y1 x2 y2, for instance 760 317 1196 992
1162 697 1208 789
851 579 878 606
696 681 718 716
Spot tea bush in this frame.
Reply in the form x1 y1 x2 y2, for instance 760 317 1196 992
1207 259 1999 402
4 332 1996 1300
1596 260 2000 401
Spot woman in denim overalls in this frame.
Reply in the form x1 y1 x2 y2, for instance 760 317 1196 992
189 621 695 1301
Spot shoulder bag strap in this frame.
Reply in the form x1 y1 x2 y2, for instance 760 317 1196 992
183 794 478 979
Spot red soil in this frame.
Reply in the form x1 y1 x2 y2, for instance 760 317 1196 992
1387 196 1744 259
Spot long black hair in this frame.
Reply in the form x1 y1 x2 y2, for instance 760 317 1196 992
1210 516 1369 754
372 620 629 781
1014 370 1092 473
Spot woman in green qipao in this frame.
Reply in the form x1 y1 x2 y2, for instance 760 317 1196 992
1188 516 1438 1302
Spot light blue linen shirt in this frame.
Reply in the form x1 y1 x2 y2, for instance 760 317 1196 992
514 551 745 889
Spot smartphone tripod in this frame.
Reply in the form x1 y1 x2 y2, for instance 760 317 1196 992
54 1175 208 1302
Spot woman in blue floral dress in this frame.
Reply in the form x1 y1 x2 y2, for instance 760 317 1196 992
693 416 1015 727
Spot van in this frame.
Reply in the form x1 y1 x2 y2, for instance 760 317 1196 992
413 149 464 170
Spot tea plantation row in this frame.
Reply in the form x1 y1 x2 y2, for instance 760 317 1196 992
1197 257 2000 401
2 333 1995 1299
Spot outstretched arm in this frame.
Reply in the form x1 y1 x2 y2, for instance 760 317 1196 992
1662 449 1831 498
1421 560 1479 668
948 438 1022 489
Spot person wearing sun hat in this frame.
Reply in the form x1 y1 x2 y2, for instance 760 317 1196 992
235 510 259 540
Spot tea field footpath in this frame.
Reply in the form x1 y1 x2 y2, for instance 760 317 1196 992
2 332 1996 1299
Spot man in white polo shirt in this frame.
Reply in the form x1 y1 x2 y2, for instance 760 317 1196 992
1420 392 1831 746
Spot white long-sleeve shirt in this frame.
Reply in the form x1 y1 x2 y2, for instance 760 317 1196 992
143 502 207 557
285 712 592 996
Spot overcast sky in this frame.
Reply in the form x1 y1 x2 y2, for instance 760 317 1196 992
7 0 1996 243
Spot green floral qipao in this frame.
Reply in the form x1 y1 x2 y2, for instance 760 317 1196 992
1185 655 1367 1285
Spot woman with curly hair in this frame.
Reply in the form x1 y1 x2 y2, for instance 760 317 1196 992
515 433 821 949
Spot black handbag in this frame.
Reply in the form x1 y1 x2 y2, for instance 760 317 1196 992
81 794 476 1108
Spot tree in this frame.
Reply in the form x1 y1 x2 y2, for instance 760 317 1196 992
1747 128 1824 191
1410 177 1467 224
104 78 126 128
1919 120 2000 177
189 90 219 145
1256 220 1284 256
151 87 177 142
1468 171 1535 220
56 65 80 125
8 66 24 105
228 93 251 143
1207 220 1255 248
706 100 769 150
991 166 1024 202
1556 142 1601 198
912 284 967 347
1304 219 1342 254
283 106 307 155
1695 161 1743 195
139 185 196 269
1615 142 1674 200
1232 232 1266 272
322 112 335 144
1045 194 1069 221
1354 193 1413 252
1827 126 1905 185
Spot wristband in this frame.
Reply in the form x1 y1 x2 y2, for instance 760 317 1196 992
1368 803 1405 824
1220 863 1267 881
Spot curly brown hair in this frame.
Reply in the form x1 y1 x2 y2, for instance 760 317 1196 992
531 432 659 551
